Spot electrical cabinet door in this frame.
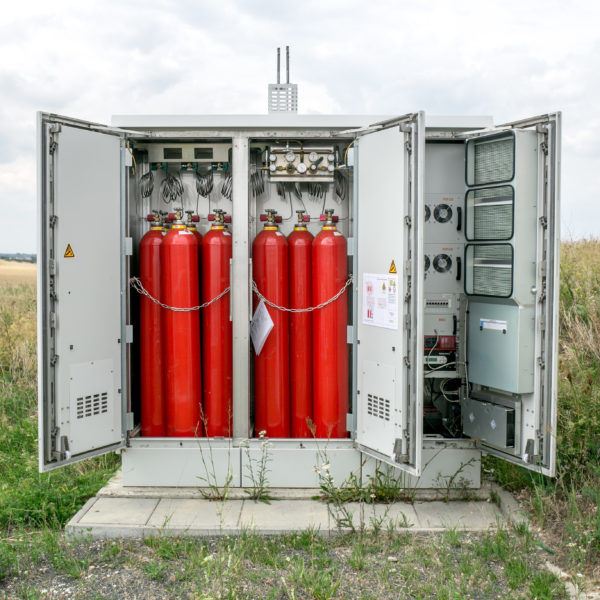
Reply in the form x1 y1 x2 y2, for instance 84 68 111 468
461 113 561 476
354 113 425 475
37 113 133 471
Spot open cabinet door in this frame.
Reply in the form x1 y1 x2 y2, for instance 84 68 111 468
37 113 131 471
354 113 425 475
460 113 560 476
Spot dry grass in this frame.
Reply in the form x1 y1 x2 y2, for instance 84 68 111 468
0 260 36 286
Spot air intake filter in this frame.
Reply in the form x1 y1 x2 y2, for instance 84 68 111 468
466 185 514 241
465 244 513 297
466 134 514 186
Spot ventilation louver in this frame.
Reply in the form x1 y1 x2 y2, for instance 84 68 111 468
465 244 513 297
466 185 514 241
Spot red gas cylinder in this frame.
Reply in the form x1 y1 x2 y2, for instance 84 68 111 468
288 210 313 438
252 209 290 438
140 211 166 437
185 211 203 245
312 209 348 438
161 209 202 437
201 210 233 436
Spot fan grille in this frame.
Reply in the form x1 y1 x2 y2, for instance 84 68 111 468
470 137 514 185
467 185 514 240
466 244 513 297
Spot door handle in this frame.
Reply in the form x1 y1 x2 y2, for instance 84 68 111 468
456 256 462 281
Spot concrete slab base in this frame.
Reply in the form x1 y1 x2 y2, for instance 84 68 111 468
66 473 525 539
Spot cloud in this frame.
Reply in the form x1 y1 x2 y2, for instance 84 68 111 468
0 0 599 250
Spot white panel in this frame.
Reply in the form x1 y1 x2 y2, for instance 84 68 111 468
40 119 124 469
355 116 423 474
122 447 242 488
358 361 396 454
462 114 561 476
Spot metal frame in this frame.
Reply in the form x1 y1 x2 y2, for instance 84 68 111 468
37 113 129 472
38 111 558 484
462 113 561 476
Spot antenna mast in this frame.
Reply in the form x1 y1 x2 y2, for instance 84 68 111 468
268 46 298 113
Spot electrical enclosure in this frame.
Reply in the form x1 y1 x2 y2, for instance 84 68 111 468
37 111 561 487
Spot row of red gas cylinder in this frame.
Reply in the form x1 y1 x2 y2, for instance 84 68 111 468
139 207 349 440
253 209 348 439
139 209 232 437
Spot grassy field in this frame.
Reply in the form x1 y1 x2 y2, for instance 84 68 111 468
0 260 36 286
1 243 599 597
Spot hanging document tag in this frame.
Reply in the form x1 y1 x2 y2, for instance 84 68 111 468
250 299 274 355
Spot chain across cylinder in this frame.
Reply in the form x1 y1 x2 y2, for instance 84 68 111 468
251 275 353 313
130 277 230 311
130 275 353 313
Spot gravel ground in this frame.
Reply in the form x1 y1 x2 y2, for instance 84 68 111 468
0 528 573 599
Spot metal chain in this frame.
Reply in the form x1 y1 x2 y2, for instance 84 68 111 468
130 274 353 314
252 274 353 313
129 277 230 312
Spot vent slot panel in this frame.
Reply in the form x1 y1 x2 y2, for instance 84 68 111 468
367 393 391 421
466 185 514 241
76 392 108 420
467 136 514 186
466 244 513 297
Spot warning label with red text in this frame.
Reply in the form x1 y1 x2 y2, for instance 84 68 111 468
362 273 399 329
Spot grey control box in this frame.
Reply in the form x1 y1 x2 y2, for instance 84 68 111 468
462 397 516 450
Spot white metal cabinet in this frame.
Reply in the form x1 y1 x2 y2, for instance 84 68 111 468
37 113 131 471
353 113 425 475
460 113 561 476
36 110 560 484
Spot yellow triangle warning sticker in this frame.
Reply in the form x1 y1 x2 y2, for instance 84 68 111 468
64 244 75 258
389 260 397 274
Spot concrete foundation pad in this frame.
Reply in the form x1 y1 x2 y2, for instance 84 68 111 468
413 500 501 530
65 472 516 539
239 499 331 533
147 498 244 533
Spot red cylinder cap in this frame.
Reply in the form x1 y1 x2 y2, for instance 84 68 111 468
260 214 267 222
320 213 338 223
146 214 155 222
192 215 200 223
275 216 282 223
302 215 310 222
208 214 215 221
166 213 176 223
224 215 232 223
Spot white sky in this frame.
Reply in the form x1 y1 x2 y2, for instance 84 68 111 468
0 0 598 252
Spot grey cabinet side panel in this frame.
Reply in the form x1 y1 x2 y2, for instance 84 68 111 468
41 125 123 468
355 128 410 467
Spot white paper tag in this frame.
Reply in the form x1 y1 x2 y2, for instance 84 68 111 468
250 299 274 355
362 273 399 329
480 318 507 332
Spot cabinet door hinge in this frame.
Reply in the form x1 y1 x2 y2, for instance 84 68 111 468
393 438 408 464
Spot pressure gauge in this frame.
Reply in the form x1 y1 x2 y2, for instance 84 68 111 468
327 164 335 172
269 163 277 172
310 164 317 172
327 153 335 163
285 151 295 162
308 151 318 162
296 162 307 174
269 154 276 162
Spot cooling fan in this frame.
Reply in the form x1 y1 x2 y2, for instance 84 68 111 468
433 254 452 273
434 204 452 223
